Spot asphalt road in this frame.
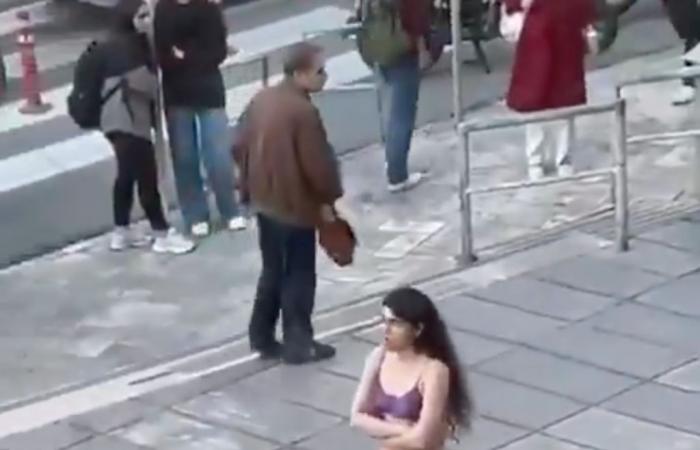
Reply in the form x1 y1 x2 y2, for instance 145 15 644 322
0 0 683 268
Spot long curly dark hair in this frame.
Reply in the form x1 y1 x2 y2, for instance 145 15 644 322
382 286 473 431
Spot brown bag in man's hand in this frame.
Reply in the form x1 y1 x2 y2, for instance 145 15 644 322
318 216 357 267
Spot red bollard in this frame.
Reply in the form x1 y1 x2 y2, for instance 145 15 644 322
16 11 51 114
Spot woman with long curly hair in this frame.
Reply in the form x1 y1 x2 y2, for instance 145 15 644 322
351 287 473 450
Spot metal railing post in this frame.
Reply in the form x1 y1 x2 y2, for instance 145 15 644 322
261 56 270 87
612 100 630 251
459 127 476 265
691 86 700 197
450 0 463 128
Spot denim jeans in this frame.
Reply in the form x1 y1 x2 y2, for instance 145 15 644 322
249 213 317 353
167 107 239 227
377 54 420 185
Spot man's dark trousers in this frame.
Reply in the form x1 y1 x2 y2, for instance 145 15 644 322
249 213 317 354
665 0 700 86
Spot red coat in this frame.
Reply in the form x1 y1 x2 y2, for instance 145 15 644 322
504 0 596 112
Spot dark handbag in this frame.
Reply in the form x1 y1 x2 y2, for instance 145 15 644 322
318 216 357 267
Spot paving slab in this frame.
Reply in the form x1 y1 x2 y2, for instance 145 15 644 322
640 221 700 254
596 240 700 277
0 421 91 450
635 271 700 318
525 325 694 379
234 365 357 418
468 276 615 321
115 410 279 450
477 348 639 404
603 382 700 435
172 387 341 445
318 337 375 380
296 422 374 450
66 435 149 450
546 408 700 450
499 434 589 450
469 373 585 430
447 419 529 450
449 329 514 367
436 294 566 343
658 359 700 392
587 302 700 352
531 255 669 299
68 400 161 434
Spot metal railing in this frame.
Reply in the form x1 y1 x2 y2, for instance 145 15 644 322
457 99 630 265
617 65 700 197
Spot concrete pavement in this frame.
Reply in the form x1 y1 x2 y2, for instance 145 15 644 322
2 215 700 449
1 43 700 444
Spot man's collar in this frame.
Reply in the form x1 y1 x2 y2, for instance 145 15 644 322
280 77 311 99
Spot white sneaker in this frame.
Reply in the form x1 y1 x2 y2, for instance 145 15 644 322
153 229 196 255
109 227 152 252
191 222 210 237
228 216 247 231
388 172 426 193
557 164 575 178
672 86 695 106
528 166 545 181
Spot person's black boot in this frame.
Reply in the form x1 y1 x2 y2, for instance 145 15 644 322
251 341 283 360
282 342 336 365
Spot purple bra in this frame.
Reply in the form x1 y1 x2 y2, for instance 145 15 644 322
371 375 423 422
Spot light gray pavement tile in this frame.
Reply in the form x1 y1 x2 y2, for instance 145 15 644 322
0 421 92 450
636 272 700 318
234 365 358 418
530 255 669 299
296 422 375 450
499 434 588 450
172 387 342 445
469 373 584 429
596 240 700 277
477 348 639 404
640 221 700 254
447 419 529 450
353 325 382 345
586 302 700 351
450 329 513 367
525 325 693 379
115 410 277 450
658 359 700 391
603 382 700 435
69 400 160 434
318 337 375 380
468 276 615 321
546 408 700 450
66 435 149 450
437 294 566 343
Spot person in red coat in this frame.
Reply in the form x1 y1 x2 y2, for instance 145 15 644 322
504 0 596 180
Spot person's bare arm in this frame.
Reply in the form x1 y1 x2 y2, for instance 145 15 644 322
381 361 450 449
350 348 411 439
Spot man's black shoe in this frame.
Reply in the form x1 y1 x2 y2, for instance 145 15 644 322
252 341 283 360
282 342 336 365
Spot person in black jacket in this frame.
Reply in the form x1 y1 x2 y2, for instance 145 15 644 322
663 0 700 105
154 0 245 237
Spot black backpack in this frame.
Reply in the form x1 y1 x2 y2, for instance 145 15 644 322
67 40 121 130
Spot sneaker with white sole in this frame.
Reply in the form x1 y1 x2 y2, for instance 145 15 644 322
153 229 196 255
672 86 696 106
557 164 575 178
191 222 210 237
528 166 545 181
109 227 152 252
228 216 247 231
388 172 425 193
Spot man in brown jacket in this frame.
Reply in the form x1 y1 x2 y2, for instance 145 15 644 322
233 43 343 365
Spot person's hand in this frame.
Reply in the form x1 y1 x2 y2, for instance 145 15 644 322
172 46 185 59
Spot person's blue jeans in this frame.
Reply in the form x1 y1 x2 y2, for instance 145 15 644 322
378 54 420 185
167 107 239 228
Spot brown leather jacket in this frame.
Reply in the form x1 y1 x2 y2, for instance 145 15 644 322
232 79 343 227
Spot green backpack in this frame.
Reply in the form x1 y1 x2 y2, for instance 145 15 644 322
357 0 412 68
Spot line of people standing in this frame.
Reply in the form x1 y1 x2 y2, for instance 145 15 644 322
99 0 246 254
